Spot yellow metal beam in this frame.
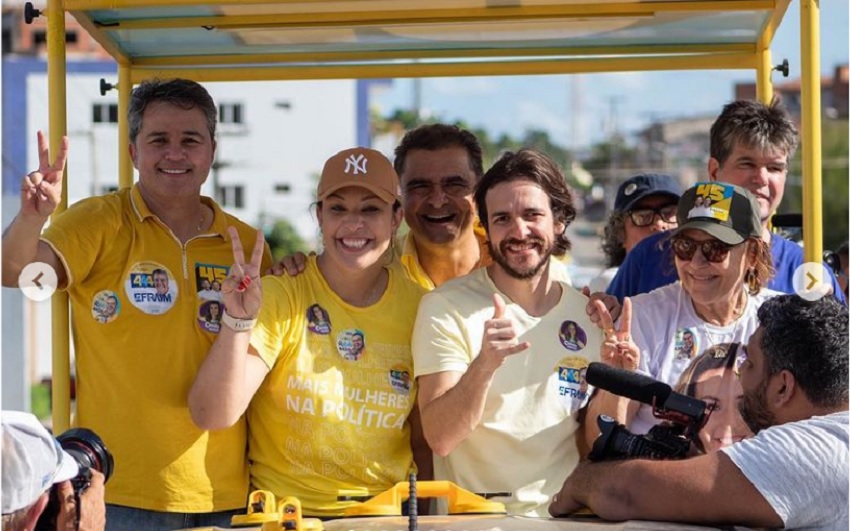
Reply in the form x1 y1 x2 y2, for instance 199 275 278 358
130 52 756 83
89 1 774 31
118 65 134 188
755 47 773 103
131 43 754 68
68 0 773 15
800 0 823 265
47 0 71 434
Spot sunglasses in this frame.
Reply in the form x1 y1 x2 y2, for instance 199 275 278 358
628 205 678 227
670 236 736 263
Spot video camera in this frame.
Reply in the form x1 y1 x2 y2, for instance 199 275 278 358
35 428 114 531
585 362 708 461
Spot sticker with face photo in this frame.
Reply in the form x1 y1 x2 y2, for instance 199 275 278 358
306 304 331 335
91 290 120 324
125 262 177 315
558 320 587 352
336 329 365 361
198 299 224 333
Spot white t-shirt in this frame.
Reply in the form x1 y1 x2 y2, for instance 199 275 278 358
721 411 849 531
628 282 781 434
412 267 602 516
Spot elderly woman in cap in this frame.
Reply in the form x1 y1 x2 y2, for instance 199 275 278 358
189 147 430 517
590 182 779 437
589 173 682 292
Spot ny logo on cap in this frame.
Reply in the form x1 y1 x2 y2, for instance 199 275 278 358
344 154 368 175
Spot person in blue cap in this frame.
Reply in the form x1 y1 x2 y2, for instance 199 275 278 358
588 173 682 292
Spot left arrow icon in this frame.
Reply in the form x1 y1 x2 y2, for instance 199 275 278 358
18 262 58 301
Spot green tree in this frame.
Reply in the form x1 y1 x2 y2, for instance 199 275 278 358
782 117 849 250
265 219 309 262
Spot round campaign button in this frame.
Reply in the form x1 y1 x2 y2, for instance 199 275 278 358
792 262 833 302
18 262 58 302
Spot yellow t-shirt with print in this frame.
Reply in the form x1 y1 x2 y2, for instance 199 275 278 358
249 256 426 517
41 184 271 512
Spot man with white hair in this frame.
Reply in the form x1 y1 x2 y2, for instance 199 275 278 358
1 411 105 531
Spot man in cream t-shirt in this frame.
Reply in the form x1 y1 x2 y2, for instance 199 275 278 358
413 149 604 516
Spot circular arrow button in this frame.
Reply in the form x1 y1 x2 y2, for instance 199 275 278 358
18 262 58 302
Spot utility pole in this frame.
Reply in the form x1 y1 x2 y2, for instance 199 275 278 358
607 96 625 182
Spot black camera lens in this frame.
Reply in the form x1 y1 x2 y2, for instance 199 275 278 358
56 428 114 483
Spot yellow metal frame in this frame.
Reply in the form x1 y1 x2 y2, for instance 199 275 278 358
44 0 823 431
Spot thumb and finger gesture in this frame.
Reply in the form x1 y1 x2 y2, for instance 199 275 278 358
596 297 639 371
221 227 266 319
480 293 529 367
22 130 68 218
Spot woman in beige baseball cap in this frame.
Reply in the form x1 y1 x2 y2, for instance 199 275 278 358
190 147 431 518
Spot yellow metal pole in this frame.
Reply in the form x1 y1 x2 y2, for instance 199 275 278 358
800 0 822 265
118 65 133 188
755 47 773 103
46 0 70 433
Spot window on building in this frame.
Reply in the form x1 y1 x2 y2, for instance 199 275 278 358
274 183 291 194
92 103 118 124
219 103 243 124
217 185 245 208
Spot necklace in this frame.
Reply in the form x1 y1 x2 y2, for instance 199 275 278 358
701 292 748 345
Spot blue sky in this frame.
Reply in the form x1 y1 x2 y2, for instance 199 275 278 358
374 1 850 148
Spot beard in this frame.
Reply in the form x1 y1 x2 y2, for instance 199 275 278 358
738 380 777 434
488 236 554 280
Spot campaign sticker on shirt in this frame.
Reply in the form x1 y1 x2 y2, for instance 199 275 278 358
91 290 120 324
124 262 177 315
307 304 331 335
195 263 227 301
674 327 698 360
553 356 591 411
198 299 224 334
388 365 412 395
558 320 587 352
336 329 365 361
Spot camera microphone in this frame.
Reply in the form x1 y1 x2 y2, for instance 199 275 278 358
585 362 705 420
586 362 671 405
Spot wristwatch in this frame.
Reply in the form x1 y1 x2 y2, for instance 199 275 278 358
221 310 257 332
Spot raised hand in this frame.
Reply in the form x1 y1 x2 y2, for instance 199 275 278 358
266 250 310 276
220 227 266 320
582 286 621 325
479 293 530 367
21 130 68 219
596 297 639 371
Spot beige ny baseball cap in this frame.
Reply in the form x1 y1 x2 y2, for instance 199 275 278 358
317 147 399 204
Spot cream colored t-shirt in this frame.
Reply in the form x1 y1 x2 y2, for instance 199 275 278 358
412 267 601 516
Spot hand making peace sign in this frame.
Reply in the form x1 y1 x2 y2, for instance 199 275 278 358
595 296 639 371
220 227 266 320
21 130 68 219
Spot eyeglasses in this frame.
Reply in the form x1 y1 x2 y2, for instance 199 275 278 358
628 205 678 227
670 236 736 263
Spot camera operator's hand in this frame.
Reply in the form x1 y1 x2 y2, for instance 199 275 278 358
55 470 106 531
596 297 639 371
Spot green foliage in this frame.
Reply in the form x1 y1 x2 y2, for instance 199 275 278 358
31 383 51 420
782 118 849 250
265 219 310 262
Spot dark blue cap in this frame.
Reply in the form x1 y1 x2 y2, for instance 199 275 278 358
614 173 683 212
